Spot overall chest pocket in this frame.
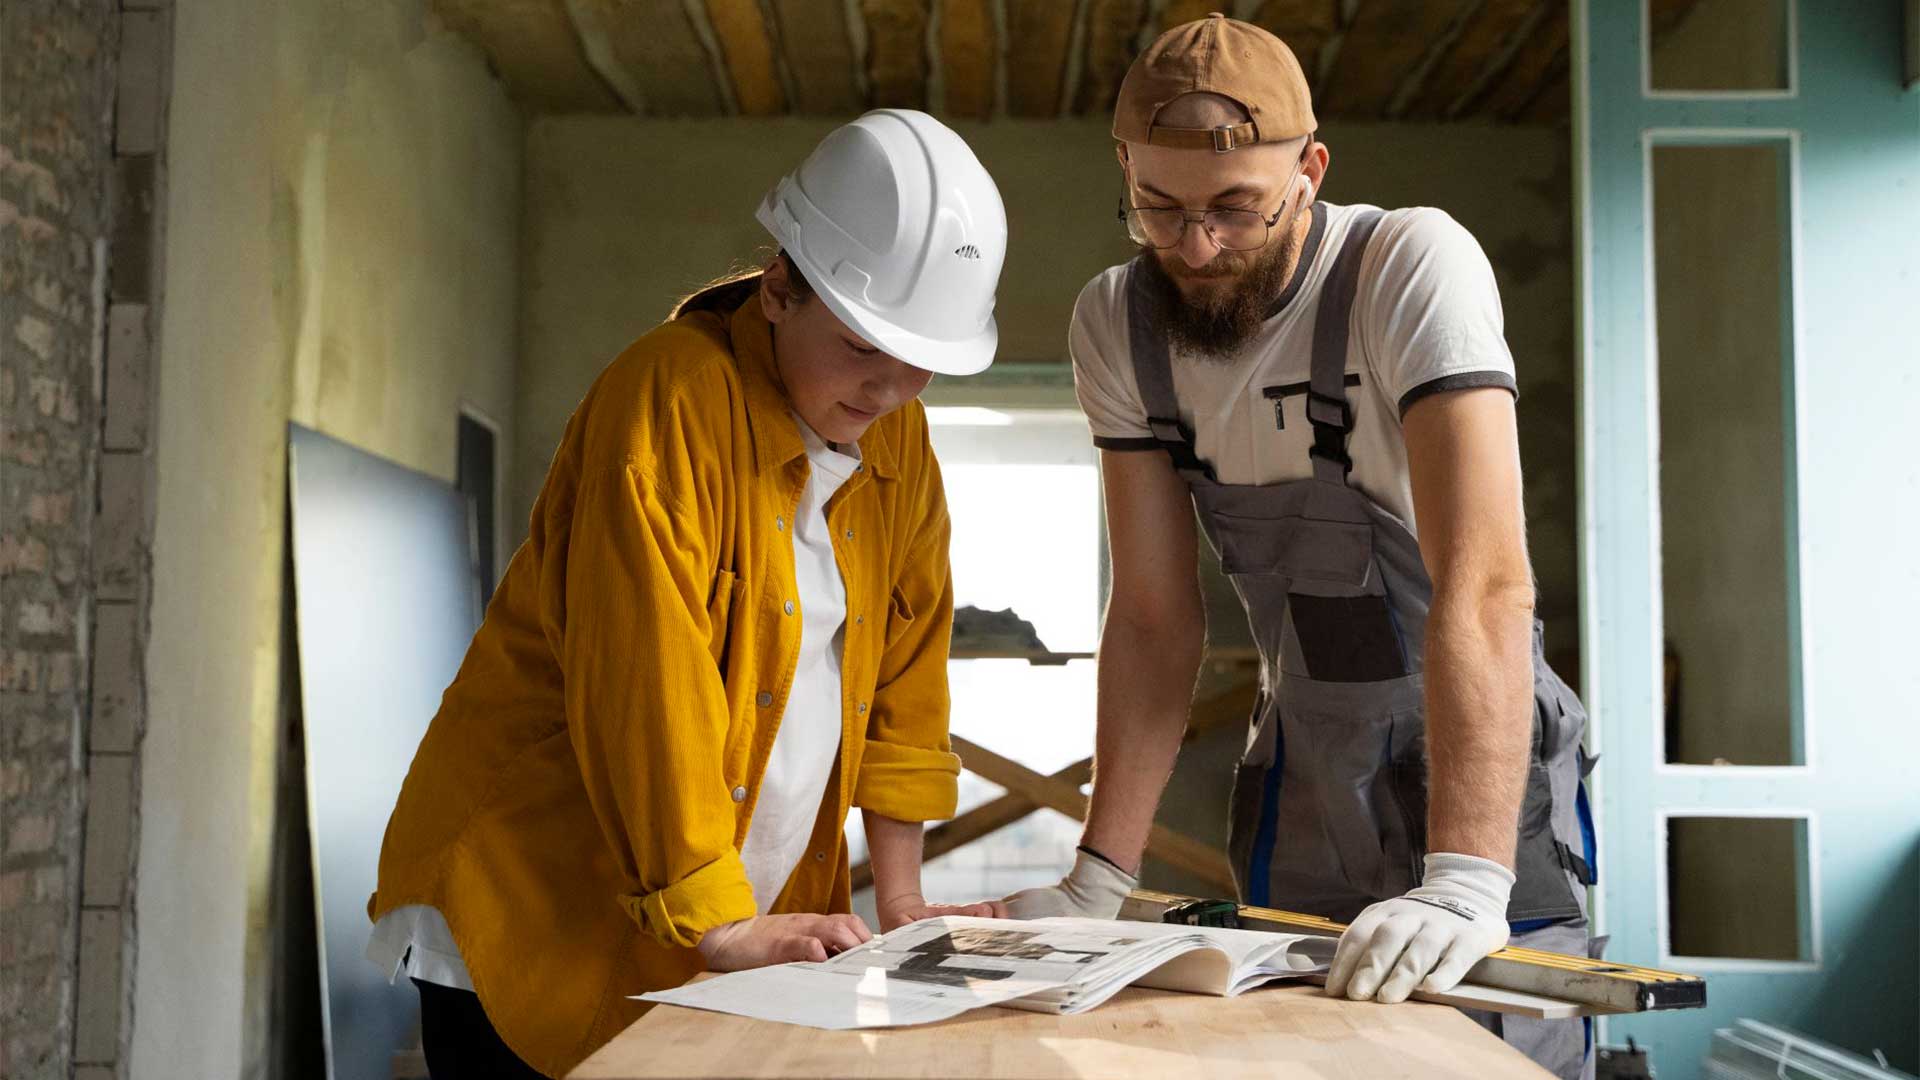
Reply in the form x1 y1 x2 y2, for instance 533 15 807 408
1209 512 1375 588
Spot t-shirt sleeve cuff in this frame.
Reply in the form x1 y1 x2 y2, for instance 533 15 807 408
1397 370 1518 418
1092 435 1165 452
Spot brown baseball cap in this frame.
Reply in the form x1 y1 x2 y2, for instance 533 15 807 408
1113 12 1316 152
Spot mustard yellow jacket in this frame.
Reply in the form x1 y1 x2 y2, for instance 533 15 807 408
368 299 961 1076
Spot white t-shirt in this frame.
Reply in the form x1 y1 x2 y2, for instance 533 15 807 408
1070 202 1517 534
739 418 859 913
367 419 860 987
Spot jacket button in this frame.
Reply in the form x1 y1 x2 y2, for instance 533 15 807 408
854 614 864 625
784 600 795 616
775 515 785 531
844 528 854 540
814 852 826 861
756 691 773 708
731 785 747 803
856 702 868 715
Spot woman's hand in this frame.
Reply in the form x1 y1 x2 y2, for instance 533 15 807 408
875 892 1009 933
695 913 873 970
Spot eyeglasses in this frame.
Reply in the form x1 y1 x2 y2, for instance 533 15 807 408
1117 201 1287 252
1118 149 1310 252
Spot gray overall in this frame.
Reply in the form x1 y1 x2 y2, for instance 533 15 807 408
1124 209 1599 1079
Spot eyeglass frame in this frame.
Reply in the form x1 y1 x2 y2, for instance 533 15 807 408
1116 145 1313 253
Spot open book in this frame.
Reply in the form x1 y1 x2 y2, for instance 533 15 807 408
636 915 1336 1030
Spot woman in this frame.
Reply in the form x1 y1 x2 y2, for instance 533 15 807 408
366 110 1010 1077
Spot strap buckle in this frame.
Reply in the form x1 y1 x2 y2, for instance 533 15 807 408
1304 389 1352 431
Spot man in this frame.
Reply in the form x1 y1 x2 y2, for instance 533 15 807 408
1002 15 1598 1079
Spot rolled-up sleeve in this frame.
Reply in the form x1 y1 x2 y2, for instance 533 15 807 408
852 450 962 822
558 462 756 949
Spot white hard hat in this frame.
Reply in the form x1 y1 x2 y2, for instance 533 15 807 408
756 110 1006 377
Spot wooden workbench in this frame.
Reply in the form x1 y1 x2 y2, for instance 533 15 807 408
569 981 1553 1079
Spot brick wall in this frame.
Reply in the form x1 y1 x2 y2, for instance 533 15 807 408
3 1 166 1076
1 1 116 1076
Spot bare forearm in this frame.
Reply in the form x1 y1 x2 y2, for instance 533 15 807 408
1080 609 1204 873
1423 584 1535 865
862 809 925 906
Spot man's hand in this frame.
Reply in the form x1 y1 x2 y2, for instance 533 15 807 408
695 913 873 970
1001 848 1138 920
1325 853 1513 1003
875 893 1008 932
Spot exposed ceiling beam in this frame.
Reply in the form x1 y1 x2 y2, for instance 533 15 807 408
703 0 789 113
681 0 742 113
1381 0 1487 118
1464 0 1566 120
769 0 864 113
562 0 725 114
1158 0 1216 31
1249 0 1339 114
1394 0 1532 120
433 0 622 112
1073 0 1147 115
563 0 650 110
1056 0 1094 119
938 0 997 119
1318 0 1480 118
863 0 930 108
1517 46 1569 123
1004 0 1077 117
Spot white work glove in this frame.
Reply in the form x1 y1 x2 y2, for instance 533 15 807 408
1325 852 1514 1003
1000 847 1138 920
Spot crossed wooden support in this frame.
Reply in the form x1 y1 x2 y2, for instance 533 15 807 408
851 660 1259 897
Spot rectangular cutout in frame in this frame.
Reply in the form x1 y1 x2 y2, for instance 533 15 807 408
1665 815 1811 963
1651 138 1801 767
1648 0 1793 94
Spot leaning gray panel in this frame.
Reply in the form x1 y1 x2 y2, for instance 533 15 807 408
288 423 480 1080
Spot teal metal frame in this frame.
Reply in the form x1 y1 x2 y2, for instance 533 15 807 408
1576 1 1920 1075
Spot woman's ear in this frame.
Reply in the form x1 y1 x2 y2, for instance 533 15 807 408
760 257 794 324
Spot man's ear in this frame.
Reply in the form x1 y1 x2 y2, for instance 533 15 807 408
759 257 793 324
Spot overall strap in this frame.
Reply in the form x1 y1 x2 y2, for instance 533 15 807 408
1307 208 1386 485
1124 256 1215 481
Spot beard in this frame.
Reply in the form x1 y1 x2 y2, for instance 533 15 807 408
1135 221 1300 364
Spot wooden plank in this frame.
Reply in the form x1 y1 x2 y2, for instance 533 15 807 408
572 981 1558 1078
1072 0 1148 115
569 0 726 115
862 0 931 108
1249 0 1340 92
1004 0 1077 117
769 0 863 113
848 759 1093 892
938 0 997 119
433 0 623 111
704 0 789 114
1318 0 1480 119
1466 0 1567 120
952 736 1236 891
1396 0 1540 120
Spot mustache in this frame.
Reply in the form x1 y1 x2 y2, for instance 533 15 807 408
1163 254 1253 280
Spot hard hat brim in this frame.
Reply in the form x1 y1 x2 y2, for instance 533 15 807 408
790 248 999 378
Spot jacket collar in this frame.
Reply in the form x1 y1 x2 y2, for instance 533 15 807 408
728 299 899 480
